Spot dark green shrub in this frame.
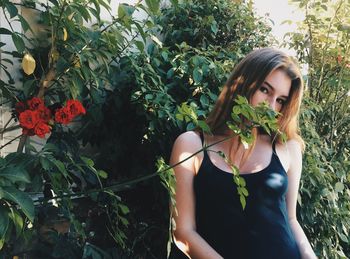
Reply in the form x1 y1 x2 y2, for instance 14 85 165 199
78 0 274 257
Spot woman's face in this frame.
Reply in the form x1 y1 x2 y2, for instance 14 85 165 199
251 69 291 113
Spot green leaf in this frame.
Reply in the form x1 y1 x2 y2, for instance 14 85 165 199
161 51 168 61
167 68 174 79
40 157 52 171
75 5 91 21
169 0 178 6
91 0 101 17
0 187 34 222
97 0 111 12
0 80 17 101
0 166 30 183
5 3 18 18
0 206 9 239
239 177 246 187
232 105 241 115
118 204 130 214
338 233 348 243
52 159 68 177
0 158 5 167
234 176 240 185
134 22 147 43
335 182 344 192
239 195 246 210
118 3 135 22
119 216 129 226
56 57 70 73
175 113 184 121
0 28 12 35
145 0 160 14
200 94 209 107
18 15 32 33
11 33 25 53
211 20 218 35
227 122 240 134
1 58 13 65
134 40 144 52
150 34 163 47
197 120 211 133
241 187 248 196
193 68 203 83
82 156 94 167
23 79 36 98
9 208 23 237
98 170 108 179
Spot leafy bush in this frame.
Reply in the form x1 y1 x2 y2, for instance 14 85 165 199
285 0 350 257
77 0 273 257
0 0 160 257
0 0 274 257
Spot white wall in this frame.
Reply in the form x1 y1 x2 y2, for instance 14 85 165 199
0 0 23 156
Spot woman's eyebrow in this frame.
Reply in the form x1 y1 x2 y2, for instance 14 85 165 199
263 81 288 99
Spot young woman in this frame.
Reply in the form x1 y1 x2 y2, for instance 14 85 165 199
169 48 317 259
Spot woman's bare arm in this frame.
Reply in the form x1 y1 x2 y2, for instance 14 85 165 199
170 131 223 259
286 139 318 259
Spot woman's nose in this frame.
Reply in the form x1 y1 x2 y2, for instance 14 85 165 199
268 98 277 111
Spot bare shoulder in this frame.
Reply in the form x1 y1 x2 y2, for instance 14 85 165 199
170 131 203 171
172 131 202 153
285 138 303 173
274 138 303 173
286 138 303 156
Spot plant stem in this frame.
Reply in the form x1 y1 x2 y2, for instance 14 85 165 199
33 134 236 203
0 134 22 150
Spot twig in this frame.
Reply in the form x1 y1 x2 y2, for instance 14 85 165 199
2 8 15 32
0 134 22 150
33 134 236 203
0 116 14 134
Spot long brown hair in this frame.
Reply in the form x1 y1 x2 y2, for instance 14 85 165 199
205 48 304 164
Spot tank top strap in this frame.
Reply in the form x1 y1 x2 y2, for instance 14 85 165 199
198 131 208 156
198 131 205 146
271 140 277 153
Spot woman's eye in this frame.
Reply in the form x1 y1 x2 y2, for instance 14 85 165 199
259 86 268 94
277 98 286 105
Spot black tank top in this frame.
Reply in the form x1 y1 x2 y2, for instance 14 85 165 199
170 133 301 259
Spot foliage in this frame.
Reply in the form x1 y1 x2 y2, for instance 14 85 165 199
156 0 273 52
0 0 161 257
75 0 273 257
0 0 274 257
284 0 350 257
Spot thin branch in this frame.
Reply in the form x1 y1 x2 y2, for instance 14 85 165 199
0 116 13 133
33 134 236 203
0 134 22 150
2 8 15 32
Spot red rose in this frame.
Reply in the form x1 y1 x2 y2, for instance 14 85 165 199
55 107 72 125
27 97 44 111
19 110 39 129
37 106 52 123
66 99 86 117
34 121 51 138
15 101 26 114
